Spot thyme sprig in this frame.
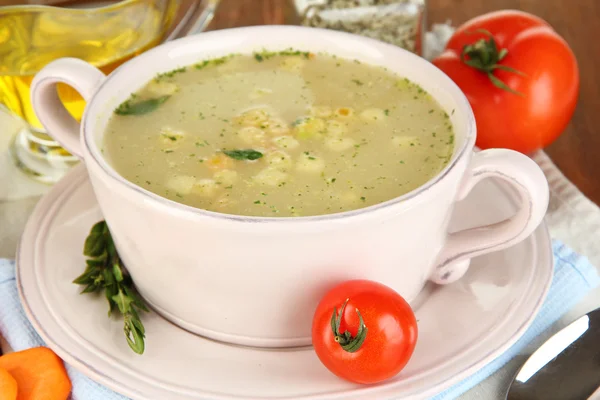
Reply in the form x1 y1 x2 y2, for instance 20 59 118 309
73 221 148 354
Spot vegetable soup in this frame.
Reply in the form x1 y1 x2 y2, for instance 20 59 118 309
103 50 455 217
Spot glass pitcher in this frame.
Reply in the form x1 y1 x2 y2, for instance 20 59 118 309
0 0 219 184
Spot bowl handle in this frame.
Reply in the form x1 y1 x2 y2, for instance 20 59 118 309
31 58 106 159
430 149 549 284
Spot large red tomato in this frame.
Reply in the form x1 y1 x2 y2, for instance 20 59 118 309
311 280 418 384
432 10 579 154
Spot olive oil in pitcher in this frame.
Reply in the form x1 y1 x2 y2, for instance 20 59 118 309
0 0 179 183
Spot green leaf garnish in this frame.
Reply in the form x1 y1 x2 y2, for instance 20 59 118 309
114 95 170 116
74 220 148 354
223 149 263 161
112 288 133 314
83 221 106 257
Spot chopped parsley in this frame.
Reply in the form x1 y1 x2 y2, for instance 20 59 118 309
292 117 307 127
195 55 233 70
253 48 311 62
155 67 186 80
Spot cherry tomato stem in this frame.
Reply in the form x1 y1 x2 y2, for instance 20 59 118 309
460 30 526 95
330 299 368 353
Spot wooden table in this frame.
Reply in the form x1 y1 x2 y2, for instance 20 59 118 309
207 0 600 204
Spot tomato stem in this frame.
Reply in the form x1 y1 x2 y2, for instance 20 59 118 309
330 299 368 353
461 29 526 96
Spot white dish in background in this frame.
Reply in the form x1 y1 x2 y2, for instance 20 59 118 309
17 164 553 400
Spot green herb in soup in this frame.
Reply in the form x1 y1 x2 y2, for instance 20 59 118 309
223 149 264 161
114 94 171 116
103 51 455 217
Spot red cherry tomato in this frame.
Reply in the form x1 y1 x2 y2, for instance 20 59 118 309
311 280 418 384
432 10 579 154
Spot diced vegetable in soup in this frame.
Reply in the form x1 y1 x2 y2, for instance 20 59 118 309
103 50 455 217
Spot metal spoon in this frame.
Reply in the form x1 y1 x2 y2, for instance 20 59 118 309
506 308 600 400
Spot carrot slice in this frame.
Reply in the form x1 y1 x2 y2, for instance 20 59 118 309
0 366 17 400
0 347 71 400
